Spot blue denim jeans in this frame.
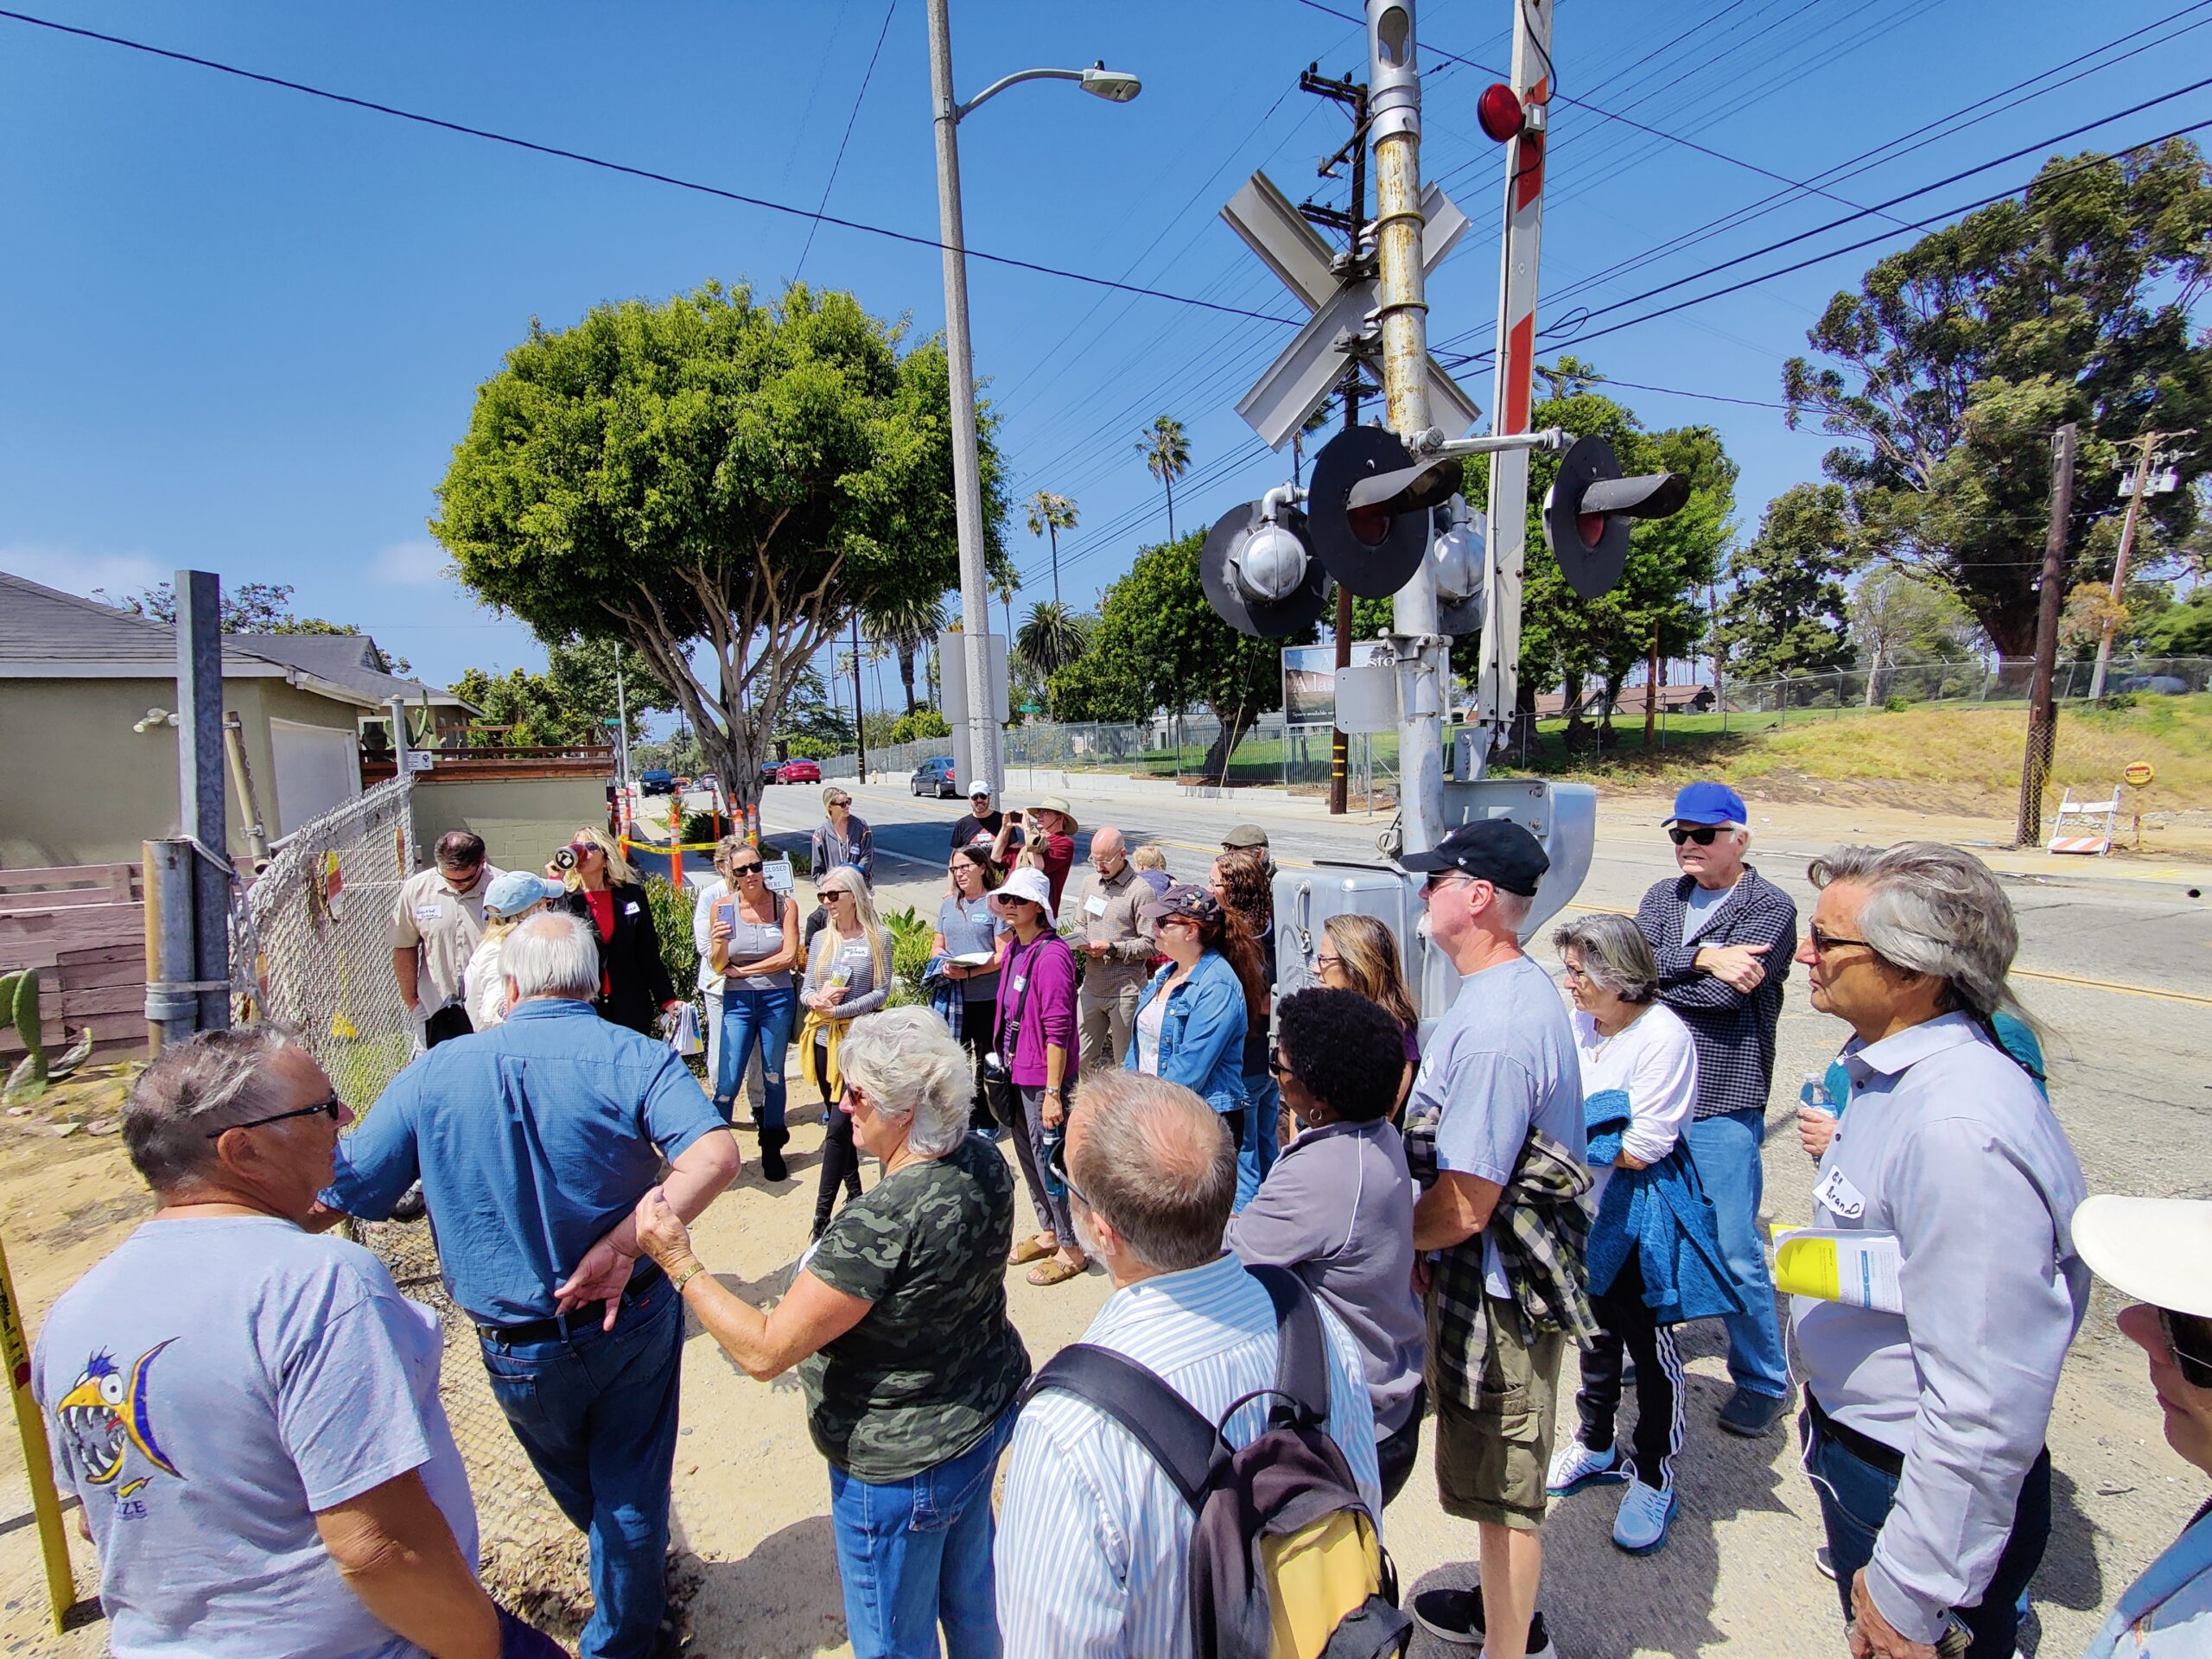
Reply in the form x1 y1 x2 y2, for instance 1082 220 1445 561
1802 1403 2050 1658
827 1403 1017 1659
1233 1071 1281 1212
1683 1106 1790 1398
479 1279 683 1659
715 983 796 1129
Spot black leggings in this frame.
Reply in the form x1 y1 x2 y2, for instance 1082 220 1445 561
957 1007 1002 1132
812 1039 863 1238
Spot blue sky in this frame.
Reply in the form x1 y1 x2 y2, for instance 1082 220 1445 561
4 0 2208 715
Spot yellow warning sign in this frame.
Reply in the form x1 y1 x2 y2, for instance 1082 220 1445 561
2124 760 2155 787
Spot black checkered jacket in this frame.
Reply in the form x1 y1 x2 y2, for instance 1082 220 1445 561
1635 868 1798 1120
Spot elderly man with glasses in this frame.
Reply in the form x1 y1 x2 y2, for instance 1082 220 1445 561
32 1026 564 1658
317 910 741 1659
1791 842 2086 1659
1631 780 1800 1439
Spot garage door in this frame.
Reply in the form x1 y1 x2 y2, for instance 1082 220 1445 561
270 719 362 836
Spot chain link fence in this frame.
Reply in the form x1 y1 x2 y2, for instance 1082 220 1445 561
233 776 593 1636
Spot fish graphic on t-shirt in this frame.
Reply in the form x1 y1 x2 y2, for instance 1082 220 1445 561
53 1342 183 1488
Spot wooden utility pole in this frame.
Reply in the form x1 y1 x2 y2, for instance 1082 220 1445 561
2016 422 2076 849
2088 428 2190 700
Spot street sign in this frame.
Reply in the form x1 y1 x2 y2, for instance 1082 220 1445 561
2124 760 2155 787
1223 172 1480 449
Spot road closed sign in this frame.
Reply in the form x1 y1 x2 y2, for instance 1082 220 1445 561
2124 760 2155 787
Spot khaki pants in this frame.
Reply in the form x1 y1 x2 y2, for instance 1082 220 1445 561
1077 976 1143 1072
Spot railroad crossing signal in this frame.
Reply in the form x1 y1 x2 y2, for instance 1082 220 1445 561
1542 435 1691 600
1221 171 1480 450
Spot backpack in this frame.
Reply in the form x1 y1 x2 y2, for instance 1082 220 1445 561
1022 1264 1412 1659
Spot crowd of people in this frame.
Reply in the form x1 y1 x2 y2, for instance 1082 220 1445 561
29 779 2212 1659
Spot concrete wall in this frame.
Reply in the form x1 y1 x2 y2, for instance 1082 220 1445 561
0 675 359 868
410 773 612 875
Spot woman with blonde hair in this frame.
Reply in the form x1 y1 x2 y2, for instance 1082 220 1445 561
550 823 677 1034
801 867 893 1238
463 871 566 1032
1317 912 1422 1117
708 838 802 1179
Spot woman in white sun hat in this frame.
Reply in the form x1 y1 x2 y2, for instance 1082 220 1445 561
2075 1193 2212 1657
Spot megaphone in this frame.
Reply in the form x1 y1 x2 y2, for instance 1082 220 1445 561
1542 435 1691 601
1199 490 1332 639
1307 426 1465 598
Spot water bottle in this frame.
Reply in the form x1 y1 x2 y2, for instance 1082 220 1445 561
1801 1071 1839 1117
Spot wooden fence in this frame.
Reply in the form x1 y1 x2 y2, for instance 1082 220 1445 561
0 863 147 1061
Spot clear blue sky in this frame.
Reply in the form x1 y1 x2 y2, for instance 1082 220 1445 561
4 0 2206 714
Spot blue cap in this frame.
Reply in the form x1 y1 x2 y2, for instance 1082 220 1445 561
484 871 565 918
1666 782 1746 828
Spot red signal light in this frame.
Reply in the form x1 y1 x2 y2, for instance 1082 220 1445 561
1477 83 1524 143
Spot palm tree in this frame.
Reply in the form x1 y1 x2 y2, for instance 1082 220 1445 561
1139 415 1192 540
862 592 947 715
994 573 1020 646
1015 601 1095 680
1026 490 1079 606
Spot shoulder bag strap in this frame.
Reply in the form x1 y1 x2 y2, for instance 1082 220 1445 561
1249 1263 1331 1429
1023 1344 1217 1511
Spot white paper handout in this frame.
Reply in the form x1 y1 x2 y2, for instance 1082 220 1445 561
1772 1226 1904 1315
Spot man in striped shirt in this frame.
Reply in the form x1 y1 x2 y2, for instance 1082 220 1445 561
996 1069 1379 1656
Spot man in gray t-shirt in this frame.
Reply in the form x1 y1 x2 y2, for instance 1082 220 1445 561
35 1027 522 1659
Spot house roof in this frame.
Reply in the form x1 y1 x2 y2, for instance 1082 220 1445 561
0 570 467 713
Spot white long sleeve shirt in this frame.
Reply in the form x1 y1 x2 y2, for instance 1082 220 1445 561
1569 1000 1698 1206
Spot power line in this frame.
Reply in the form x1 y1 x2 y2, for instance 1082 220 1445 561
791 0 898 282
0 6 1302 327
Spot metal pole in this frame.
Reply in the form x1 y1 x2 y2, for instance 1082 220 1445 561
851 611 869 785
1367 0 1444 857
222 712 270 866
613 645 631 793
928 0 1003 804
2017 422 2076 848
1329 82 1370 820
143 840 196 1056
2088 433 2166 700
1471 0 1553 774
174 572 229 1033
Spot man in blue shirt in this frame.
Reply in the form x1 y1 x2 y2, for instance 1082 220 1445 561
319 910 740 1659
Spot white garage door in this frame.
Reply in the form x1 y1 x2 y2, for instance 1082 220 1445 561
270 719 362 836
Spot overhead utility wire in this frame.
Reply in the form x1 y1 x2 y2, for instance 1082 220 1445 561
791 0 898 281
0 6 1300 327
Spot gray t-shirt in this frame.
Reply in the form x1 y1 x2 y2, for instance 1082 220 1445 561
714 890 794 992
938 893 1006 1002
34 1216 477 1659
1682 878 1734 944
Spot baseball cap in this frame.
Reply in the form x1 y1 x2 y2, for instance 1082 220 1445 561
988 865 1056 921
1665 781 1747 829
1395 819 1549 896
1139 882 1224 927
969 783 991 801
484 871 565 919
1222 823 1270 849
2073 1195 2212 1318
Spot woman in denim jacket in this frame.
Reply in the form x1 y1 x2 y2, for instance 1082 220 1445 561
1125 884 1265 1141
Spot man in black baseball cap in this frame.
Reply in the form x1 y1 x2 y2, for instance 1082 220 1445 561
1395 817 1586 1656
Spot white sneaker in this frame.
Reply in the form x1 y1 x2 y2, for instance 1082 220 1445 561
1545 1436 1624 1496
1611 1480 1677 1554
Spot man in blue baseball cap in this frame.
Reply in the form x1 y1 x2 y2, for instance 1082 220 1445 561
1632 782 1800 1438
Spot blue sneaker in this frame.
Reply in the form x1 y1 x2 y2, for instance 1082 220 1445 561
1546 1436 1625 1496
1612 1480 1678 1554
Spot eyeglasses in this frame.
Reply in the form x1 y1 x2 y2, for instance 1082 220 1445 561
1808 926 1872 957
1046 1135 1094 1211
825 888 855 901
2162 1308 2212 1390
1421 872 1476 897
1668 825 1723 847
207 1096 346 1139
830 798 852 809
1313 952 1344 973
1266 1046 1295 1082
1560 962 1590 982
729 862 764 877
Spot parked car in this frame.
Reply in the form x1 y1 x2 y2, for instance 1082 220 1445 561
2114 674 2190 696
776 758 822 785
911 756 959 798
639 769 676 796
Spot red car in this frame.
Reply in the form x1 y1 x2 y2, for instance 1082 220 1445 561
774 758 822 785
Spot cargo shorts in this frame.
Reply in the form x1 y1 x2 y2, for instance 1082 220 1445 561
1432 1291 1566 1531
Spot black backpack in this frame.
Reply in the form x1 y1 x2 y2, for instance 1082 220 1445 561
1022 1264 1412 1659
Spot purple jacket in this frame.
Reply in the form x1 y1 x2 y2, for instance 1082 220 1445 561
995 931 1078 1087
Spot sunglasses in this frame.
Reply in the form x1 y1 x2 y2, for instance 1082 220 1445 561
729 861 764 876
207 1096 346 1139
1046 1135 1094 1211
825 888 855 900
1267 1045 1294 1081
2163 1308 2212 1390
1421 872 1476 895
1668 825 1723 846
1808 926 1872 957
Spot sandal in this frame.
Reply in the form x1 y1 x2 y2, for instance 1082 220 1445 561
1008 1236 1057 1267
1027 1255 1087 1287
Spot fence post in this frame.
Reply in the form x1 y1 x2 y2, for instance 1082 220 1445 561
143 839 198 1058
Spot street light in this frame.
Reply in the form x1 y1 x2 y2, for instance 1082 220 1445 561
927 0 1140 801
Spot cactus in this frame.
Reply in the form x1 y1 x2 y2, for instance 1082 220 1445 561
3 969 47 1102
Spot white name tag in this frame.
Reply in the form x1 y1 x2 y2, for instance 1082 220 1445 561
624 900 642 916
1085 894 1109 917
413 904 443 922
1814 1164 1868 1223
1012 976 1027 995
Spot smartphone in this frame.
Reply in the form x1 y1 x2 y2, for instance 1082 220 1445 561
1008 809 1024 823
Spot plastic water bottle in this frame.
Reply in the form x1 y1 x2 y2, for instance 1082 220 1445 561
1802 1071 1839 1117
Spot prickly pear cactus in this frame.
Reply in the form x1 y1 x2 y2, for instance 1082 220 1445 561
4 969 47 1102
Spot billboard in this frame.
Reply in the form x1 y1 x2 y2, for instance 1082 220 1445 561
1281 640 1387 728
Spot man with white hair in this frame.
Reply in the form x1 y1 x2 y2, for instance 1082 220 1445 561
318 910 741 1659
1072 825 1152 1070
995 1069 1378 1655
1633 780 1799 1438
1791 842 2085 1659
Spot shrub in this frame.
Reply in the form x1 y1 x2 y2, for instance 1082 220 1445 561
1884 694 1912 713
881 905 936 989
643 875 700 1001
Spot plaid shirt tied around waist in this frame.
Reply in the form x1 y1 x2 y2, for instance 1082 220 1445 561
1423 1126 1601 1414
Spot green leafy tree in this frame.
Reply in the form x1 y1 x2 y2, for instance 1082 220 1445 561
1714 483 1858 683
1014 601 1095 681
1847 568 1977 702
2146 584 2212 655
1783 141 2212 655
429 281 1007 812
773 668 855 760
449 639 671 746
1026 490 1079 606
1050 531 1313 782
99 580 411 673
1139 415 1192 540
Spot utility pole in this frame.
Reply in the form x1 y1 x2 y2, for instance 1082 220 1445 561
2017 422 2076 849
612 645 630 795
2088 428 2190 699
1366 0 1446 855
850 611 869 785
1298 64 1370 817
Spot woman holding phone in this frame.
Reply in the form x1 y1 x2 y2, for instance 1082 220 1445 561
800 869 893 1239
709 842 801 1179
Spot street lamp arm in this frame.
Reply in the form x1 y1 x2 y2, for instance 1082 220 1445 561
957 66 1084 121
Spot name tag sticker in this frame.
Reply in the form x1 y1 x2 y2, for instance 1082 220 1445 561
1085 894 1109 917
1012 976 1027 995
1813 1165 1868 1222
414 904 443 921
624 900 642 916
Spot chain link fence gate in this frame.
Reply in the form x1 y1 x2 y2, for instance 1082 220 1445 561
233 776 593 1635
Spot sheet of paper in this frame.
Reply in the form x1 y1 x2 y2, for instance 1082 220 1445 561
1772 1226 1904 1315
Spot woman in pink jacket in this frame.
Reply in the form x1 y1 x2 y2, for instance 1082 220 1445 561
990 867 1084 1287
